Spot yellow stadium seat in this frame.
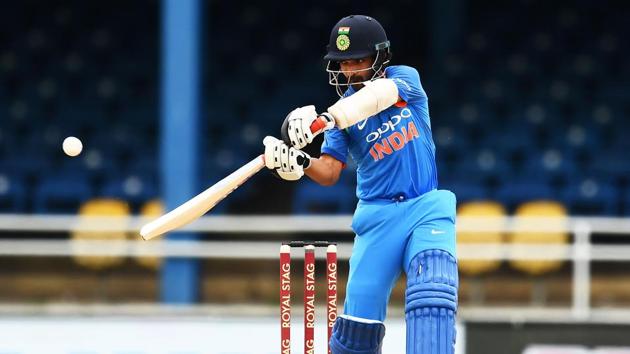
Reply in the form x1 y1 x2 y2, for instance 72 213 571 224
456 201 506 276
508 201 569 275
71 198 130 270
134 199 164 270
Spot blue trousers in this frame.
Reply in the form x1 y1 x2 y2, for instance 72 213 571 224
343 189 457 321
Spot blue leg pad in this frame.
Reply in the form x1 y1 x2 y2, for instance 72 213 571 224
405 249 458 354
329 315 386 354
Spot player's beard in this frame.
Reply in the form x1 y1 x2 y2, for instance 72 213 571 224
347 69 375 90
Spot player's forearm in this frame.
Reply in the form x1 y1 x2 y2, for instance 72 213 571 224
327 78 399 129
305 157 341 186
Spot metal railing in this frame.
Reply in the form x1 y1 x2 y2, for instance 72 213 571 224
1 214 629 320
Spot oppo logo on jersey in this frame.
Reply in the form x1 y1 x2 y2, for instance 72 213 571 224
365 107 413 143
366 107 421 162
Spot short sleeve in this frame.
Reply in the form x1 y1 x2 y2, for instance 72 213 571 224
320 127 349 164
387 66 426 104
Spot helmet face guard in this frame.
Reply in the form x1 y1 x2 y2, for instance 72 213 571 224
326 43 391 97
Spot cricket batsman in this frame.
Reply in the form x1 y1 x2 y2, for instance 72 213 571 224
263 15 458 354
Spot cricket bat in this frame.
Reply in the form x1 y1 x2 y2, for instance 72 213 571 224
140 117 329 240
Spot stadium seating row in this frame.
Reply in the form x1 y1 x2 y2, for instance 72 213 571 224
1 163 628 217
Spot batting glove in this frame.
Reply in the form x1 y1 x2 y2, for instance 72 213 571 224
263 136 311 181
281 105 335 149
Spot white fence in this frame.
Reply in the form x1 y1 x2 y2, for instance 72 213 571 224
1 214 630 321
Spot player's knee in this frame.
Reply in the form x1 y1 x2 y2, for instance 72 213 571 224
405 249 458 354
329 315 385 354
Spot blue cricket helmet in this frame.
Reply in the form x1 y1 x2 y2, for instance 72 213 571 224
324 15 391 61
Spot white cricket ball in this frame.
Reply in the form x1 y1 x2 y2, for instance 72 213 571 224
62 136 83 157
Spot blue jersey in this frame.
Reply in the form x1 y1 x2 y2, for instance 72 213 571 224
321 65 438 201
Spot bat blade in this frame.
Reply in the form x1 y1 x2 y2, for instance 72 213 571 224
140 117 327 240
140 155 265 240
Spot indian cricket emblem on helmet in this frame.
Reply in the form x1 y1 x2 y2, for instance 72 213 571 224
336 26 350 51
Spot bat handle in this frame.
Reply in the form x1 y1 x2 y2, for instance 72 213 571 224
309 116 330 134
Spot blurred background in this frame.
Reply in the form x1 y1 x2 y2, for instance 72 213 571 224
0 0 629 353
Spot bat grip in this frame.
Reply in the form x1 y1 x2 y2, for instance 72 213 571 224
309 116 329 134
